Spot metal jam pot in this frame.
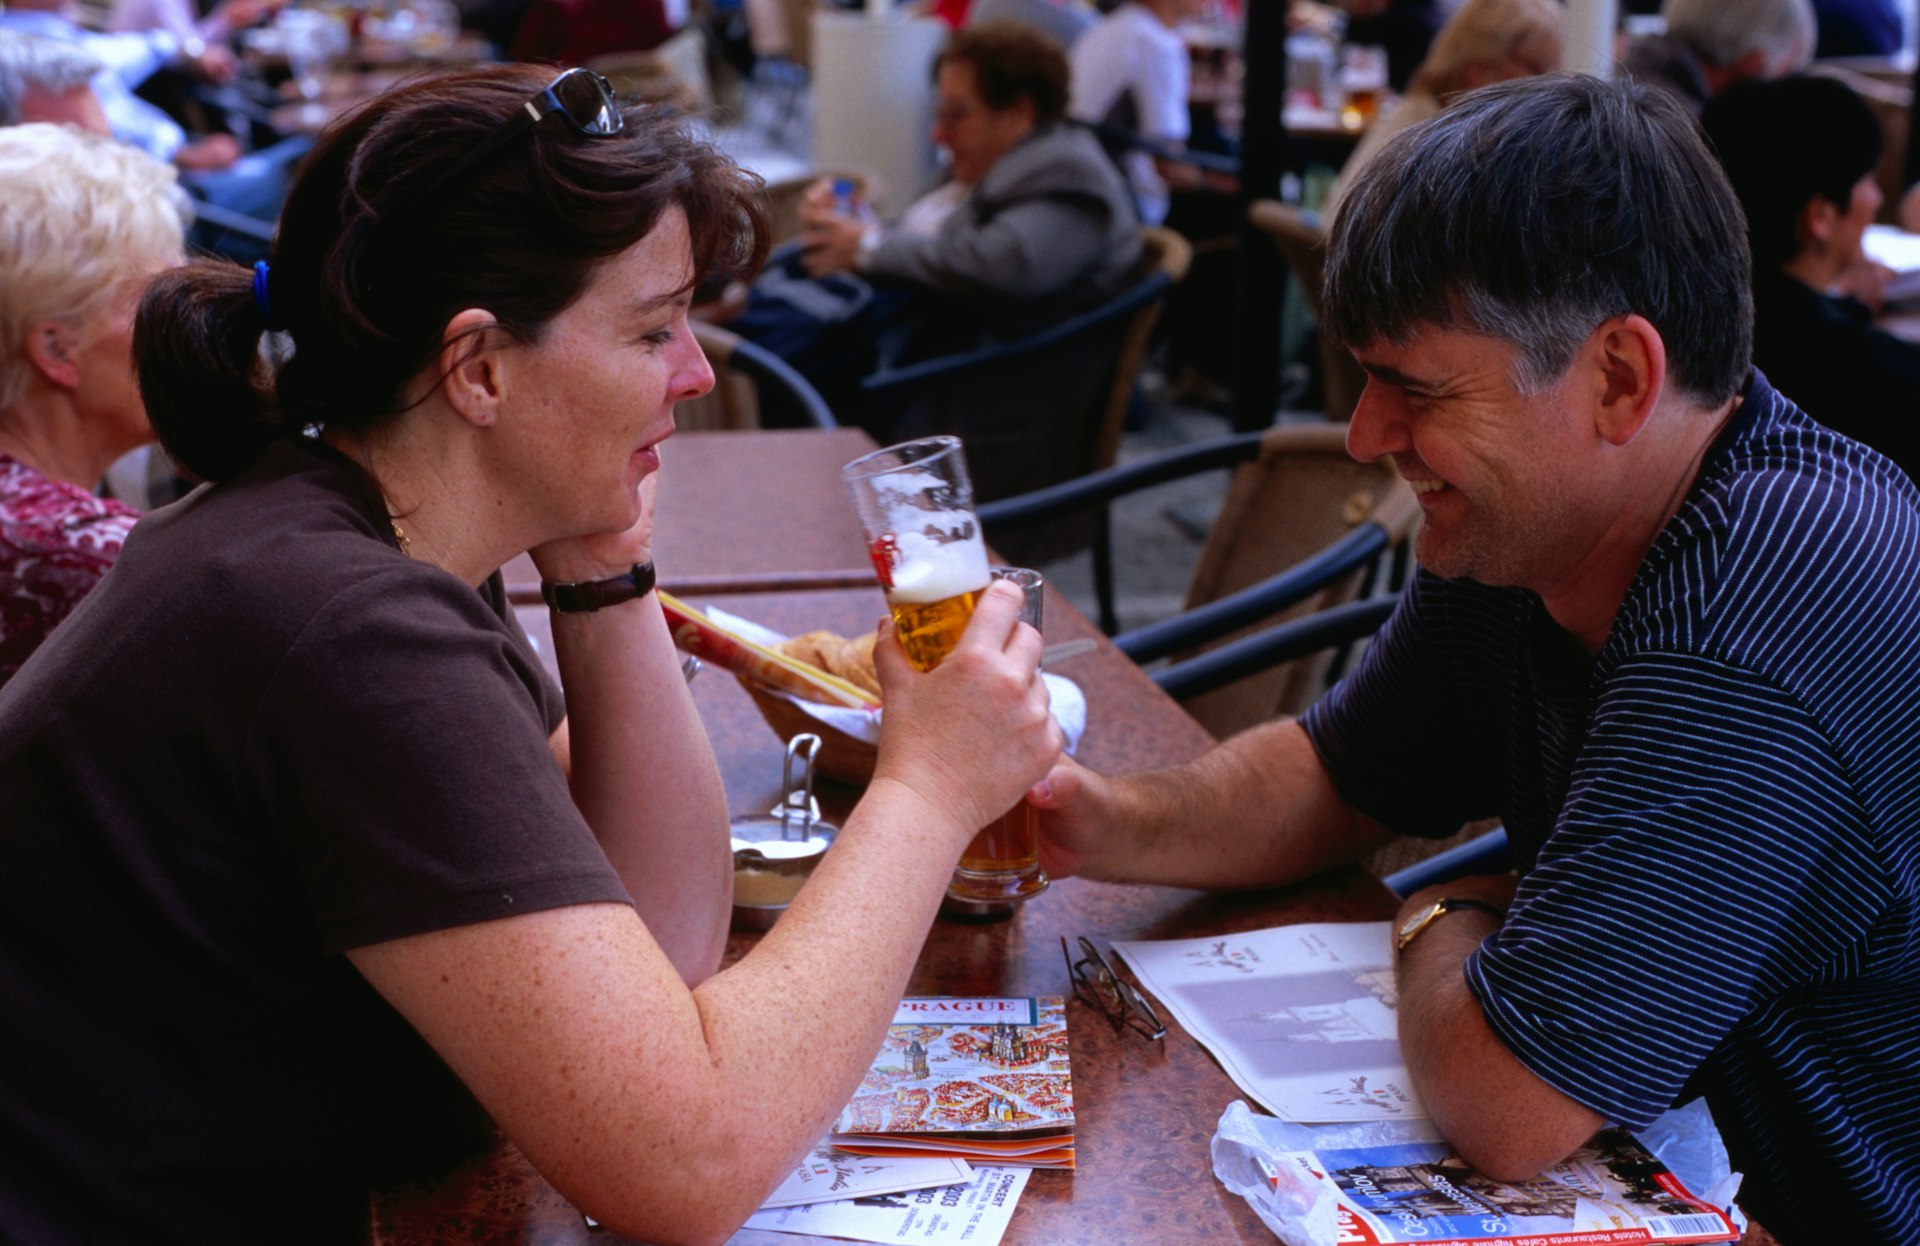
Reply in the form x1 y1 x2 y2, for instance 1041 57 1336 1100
730 734 838 930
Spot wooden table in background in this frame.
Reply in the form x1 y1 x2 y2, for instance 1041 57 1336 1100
501 427 881 602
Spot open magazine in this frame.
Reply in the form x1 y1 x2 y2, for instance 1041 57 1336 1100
1114 922 1422 1122
831 997 1075 1169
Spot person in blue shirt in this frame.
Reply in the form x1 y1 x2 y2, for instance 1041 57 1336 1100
1036 73 1920 1243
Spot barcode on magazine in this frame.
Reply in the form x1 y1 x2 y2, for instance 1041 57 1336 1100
1643 1212 1733 1239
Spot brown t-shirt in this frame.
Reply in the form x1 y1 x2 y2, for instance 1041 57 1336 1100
0 438 630 1244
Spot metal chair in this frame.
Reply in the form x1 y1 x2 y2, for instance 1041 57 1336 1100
681 321 838 430
862 226 1192 566
1247 199 1368 423
983 422 1416 739
1149 596 1395 700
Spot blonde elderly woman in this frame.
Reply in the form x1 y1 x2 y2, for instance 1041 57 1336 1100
1323 0 1562 221
0 123 186 684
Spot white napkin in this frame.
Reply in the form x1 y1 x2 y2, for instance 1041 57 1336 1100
704 605 1086 756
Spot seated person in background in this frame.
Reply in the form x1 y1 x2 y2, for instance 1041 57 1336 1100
1066 0 1199 226
0 0 241 171
732 22 1141 413
108 0 284 85
1035 74 1920 1242
1702 74 1920 480
1622 0 1814 114
0 0 307 228
0 28 107 131
0 124 186 687
508 0 677 65
1324 0 1561 221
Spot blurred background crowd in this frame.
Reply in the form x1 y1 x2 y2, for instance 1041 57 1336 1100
6 0 1920 670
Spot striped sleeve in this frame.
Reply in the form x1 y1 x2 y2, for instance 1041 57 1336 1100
1463 651 1885 1128
1302 574 1519 839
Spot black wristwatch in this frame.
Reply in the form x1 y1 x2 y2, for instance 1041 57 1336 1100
540 561 656 613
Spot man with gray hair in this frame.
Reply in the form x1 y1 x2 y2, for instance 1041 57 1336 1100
1036 73 1920 1241
1624 0 1816 112
0 29 107 131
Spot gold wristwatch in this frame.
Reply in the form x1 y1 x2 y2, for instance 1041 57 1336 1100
1395 898 1505 953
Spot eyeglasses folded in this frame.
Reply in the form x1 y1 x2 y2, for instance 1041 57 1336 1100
1062 935 1166 1042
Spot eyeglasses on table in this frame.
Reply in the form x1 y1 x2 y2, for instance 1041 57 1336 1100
1062 935 1166 1042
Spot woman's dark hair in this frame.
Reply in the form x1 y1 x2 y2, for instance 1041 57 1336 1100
1701 74 1882 273
136 64 768 482
936 22 1070 126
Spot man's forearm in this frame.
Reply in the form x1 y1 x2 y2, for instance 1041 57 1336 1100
1395 885 1605 1182
1083 719 1391 889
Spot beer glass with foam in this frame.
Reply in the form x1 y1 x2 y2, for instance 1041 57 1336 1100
841 437 992 673
841 438 1049 909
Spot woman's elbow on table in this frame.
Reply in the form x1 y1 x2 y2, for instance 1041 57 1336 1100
583 1183 769 1246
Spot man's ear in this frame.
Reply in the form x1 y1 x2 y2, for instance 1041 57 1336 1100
22 321 82 391
1797 195 1842 253
1586 314 1665 447
437 307 508 428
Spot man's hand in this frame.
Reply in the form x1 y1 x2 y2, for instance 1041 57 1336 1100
1831 255 1896 313
186 43 238 84
1029 754 1113 879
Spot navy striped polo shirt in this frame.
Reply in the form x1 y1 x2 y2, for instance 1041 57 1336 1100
1303 370 1920 1240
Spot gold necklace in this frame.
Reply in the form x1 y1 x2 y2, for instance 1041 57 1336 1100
391 519 412 557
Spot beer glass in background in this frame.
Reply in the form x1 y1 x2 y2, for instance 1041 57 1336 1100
1339 44 1388 128
841 437 992 673
841 438 1050 913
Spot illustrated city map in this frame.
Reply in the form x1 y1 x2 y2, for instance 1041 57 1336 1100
833 997 1074 1141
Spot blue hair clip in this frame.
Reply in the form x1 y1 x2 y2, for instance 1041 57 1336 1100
252 260 281 331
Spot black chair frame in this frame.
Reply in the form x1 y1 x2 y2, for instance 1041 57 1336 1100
726 333 839 429
978 430 1265 635
1149 595 1396 700
858 264 1177 396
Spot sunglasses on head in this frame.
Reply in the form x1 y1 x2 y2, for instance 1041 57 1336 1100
406 68 624 209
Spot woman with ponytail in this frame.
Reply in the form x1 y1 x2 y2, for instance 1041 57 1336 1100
0 64 1060 1245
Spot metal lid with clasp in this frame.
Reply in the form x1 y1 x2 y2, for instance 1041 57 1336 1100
730 733 840 930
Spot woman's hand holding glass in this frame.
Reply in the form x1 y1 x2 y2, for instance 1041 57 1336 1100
869 578 1061 846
